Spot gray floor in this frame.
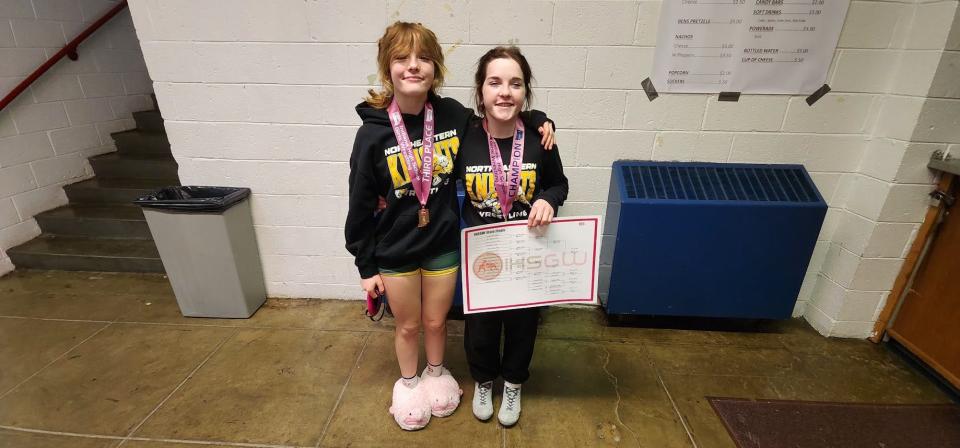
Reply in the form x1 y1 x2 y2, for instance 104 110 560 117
0 270 951 447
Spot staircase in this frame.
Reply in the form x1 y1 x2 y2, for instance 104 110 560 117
8 100 177 273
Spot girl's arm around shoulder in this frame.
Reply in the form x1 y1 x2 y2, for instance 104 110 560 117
519 109 556 150
441 94 556 149
434 95 476 134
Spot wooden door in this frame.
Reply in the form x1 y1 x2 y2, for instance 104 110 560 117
888 181 960 389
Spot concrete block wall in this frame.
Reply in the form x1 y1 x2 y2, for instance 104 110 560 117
806 0 960 338
127 0 958 337
0 0 154 275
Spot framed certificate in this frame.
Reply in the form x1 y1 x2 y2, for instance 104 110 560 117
460 216 602 314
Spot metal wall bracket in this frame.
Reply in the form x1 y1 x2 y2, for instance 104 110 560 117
930 189 955 208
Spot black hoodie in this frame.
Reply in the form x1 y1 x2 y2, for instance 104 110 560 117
345 94 550 279
458 119 568 227
345 94 465 278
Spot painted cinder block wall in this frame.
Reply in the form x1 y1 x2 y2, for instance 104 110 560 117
807 0 960 337
125 0 960 338
0 0 155 275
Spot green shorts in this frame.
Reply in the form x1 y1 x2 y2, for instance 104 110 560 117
380 251 460 278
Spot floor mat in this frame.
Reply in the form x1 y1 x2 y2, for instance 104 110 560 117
708 397 960 448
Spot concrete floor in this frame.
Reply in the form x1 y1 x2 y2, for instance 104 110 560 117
0 270 952 448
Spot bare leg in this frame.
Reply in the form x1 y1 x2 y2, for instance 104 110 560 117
383 273 423 378
420 271 458 367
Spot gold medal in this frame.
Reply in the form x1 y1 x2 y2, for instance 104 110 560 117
418 207 430 228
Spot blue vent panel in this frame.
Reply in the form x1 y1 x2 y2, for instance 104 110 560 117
620 164 819 203
602 161 827 320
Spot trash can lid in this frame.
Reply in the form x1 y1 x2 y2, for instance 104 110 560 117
133 186 251 212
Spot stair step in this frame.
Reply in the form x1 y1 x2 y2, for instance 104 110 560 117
8 235 164 273
133 110 164 133
64 178 179 205
112 129 170 156
89 153 178 180
7 102 177 275
35 205 152 239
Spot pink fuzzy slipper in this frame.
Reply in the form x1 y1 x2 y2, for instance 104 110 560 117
388 379 431 431
420 367 463 417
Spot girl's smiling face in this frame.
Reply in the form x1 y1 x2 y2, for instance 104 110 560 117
390 51 436 100
481 57 526 124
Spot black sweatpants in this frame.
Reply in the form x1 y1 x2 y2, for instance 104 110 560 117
463 307 541 384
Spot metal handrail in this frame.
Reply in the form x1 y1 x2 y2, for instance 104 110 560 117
0 0 129 112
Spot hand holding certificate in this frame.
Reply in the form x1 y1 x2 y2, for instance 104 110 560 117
461 216 602 314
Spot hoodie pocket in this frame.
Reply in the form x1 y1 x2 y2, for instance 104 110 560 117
377 212 418 251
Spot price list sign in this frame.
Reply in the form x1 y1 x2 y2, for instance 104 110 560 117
651 0 850 94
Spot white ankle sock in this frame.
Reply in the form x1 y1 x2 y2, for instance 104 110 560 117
401 375 419 388
425 363 443 377
504 381 521 389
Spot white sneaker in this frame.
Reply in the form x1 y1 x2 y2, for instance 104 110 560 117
472 381 494 421
498 383 521 427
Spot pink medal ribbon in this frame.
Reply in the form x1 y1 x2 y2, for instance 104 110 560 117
387 98 435 228
483 118 525 220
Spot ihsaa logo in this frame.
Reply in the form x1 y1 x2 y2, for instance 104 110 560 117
472 249 588 282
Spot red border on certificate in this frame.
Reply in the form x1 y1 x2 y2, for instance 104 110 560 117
462 216 600 313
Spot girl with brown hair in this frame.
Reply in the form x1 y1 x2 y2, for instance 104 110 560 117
345 24 554 431
458 46 569 427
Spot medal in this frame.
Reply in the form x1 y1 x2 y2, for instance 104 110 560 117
483 118 526 220
387 98 435 229
418 207 430 227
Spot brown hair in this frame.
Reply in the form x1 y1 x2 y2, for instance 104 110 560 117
473 46 534 117
365 22 446 109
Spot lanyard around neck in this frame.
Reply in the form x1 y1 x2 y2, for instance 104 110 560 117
482 117 525 220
